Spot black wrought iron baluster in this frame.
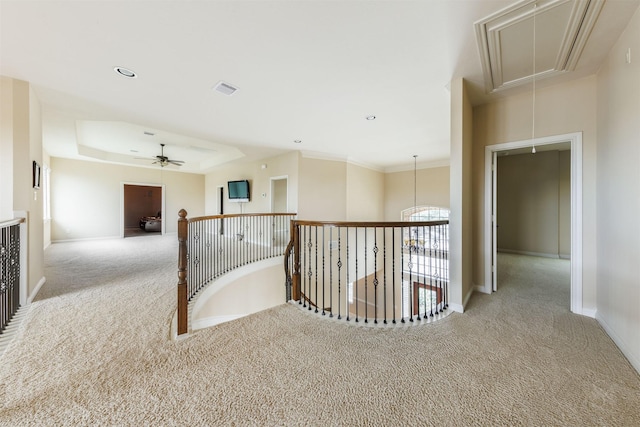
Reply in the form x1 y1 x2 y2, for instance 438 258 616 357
401 226 405 323
373 227 379 324
346 227 350 322
314 226 319 313
392 227 396 324
337 227 342 319
383 227 387 324
328 227 333 317
364 227 368 323
322 226 326 315
308 226 313 311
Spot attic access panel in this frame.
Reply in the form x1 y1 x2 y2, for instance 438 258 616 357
475 0 604 93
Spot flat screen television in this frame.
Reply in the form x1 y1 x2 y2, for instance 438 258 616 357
228 180 250 202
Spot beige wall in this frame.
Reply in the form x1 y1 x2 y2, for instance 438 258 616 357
346 163 384 221
0 77 45 297
497 150 570 258
473 75 598 310
205 151 299 216
50 157 204 240
0 77 15 221
558 150 571 257
595 6 640 371
297 156 347 221
450 78 474 310
384 166 450 221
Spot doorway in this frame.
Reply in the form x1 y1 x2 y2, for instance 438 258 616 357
121 183 165 238
484 132 583 314
270 176 288 213
270 176 288 246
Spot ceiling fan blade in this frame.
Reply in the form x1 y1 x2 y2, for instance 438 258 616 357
168 160 184 166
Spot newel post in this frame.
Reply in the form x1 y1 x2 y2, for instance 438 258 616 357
292 220 301 301
177 209 188 335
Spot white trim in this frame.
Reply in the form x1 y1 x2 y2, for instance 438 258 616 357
384 158 451 173
474 283 491 295
449 287 474 313
498 248 560 259
596 312 640 375
484 132 583 314
192 314 245 330
52 235 121 243
581 308 596 319
28 276 46 303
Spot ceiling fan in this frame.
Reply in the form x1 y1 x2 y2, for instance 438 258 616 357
142 143 185 167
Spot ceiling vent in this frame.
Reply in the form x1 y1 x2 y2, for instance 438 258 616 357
475 0 604 93
214 81 239 96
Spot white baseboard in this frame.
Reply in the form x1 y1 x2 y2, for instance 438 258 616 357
28 276 46 304
596 312 640 375
474 283 491 294
498 248 560 259
449 286 474 313
580 307 597 318
192 314 245 330
52 236 121 243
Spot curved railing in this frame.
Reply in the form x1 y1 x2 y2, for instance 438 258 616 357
177 210 297 335
284 220 449 324
1 218 25 334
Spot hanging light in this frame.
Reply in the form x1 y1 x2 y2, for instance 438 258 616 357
531 3 538 154
413 155 418 219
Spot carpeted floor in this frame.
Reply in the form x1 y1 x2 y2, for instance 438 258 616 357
0 236 638 426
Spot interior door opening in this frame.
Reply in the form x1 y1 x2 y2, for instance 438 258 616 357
484 132 583 314
122 183 165 238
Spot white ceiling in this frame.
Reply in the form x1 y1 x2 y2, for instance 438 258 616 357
1 0 638 173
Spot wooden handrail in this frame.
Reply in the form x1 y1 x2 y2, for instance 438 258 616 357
187 212 297 224
289 219 449 228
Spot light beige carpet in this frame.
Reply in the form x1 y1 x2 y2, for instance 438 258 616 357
0 237 638 426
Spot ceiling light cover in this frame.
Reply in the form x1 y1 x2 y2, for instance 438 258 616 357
366 115 376 120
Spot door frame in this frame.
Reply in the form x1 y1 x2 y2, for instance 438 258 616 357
483 132 583 314
120 182 166 237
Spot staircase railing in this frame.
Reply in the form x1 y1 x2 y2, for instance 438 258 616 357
1 218 25 334
284 220 449 324
177 210 296 335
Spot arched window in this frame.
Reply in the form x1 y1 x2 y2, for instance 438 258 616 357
401 206 449 222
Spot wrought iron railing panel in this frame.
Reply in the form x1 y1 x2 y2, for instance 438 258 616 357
177 211 296 335
284 220 449 325
1 219 24 334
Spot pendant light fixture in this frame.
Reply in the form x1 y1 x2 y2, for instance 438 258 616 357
531 3 538 154
413 155 418 219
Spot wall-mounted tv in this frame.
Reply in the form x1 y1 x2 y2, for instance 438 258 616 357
228 180 250 202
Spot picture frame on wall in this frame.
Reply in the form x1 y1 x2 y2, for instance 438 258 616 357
32 160 41 189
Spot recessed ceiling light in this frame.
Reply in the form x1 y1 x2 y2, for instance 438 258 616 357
114 66 137 78
366 115 376 121
294 140 302 144
130 149 139 153
143 131 155 136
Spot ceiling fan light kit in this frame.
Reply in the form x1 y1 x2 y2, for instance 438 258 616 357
149 143 185 168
